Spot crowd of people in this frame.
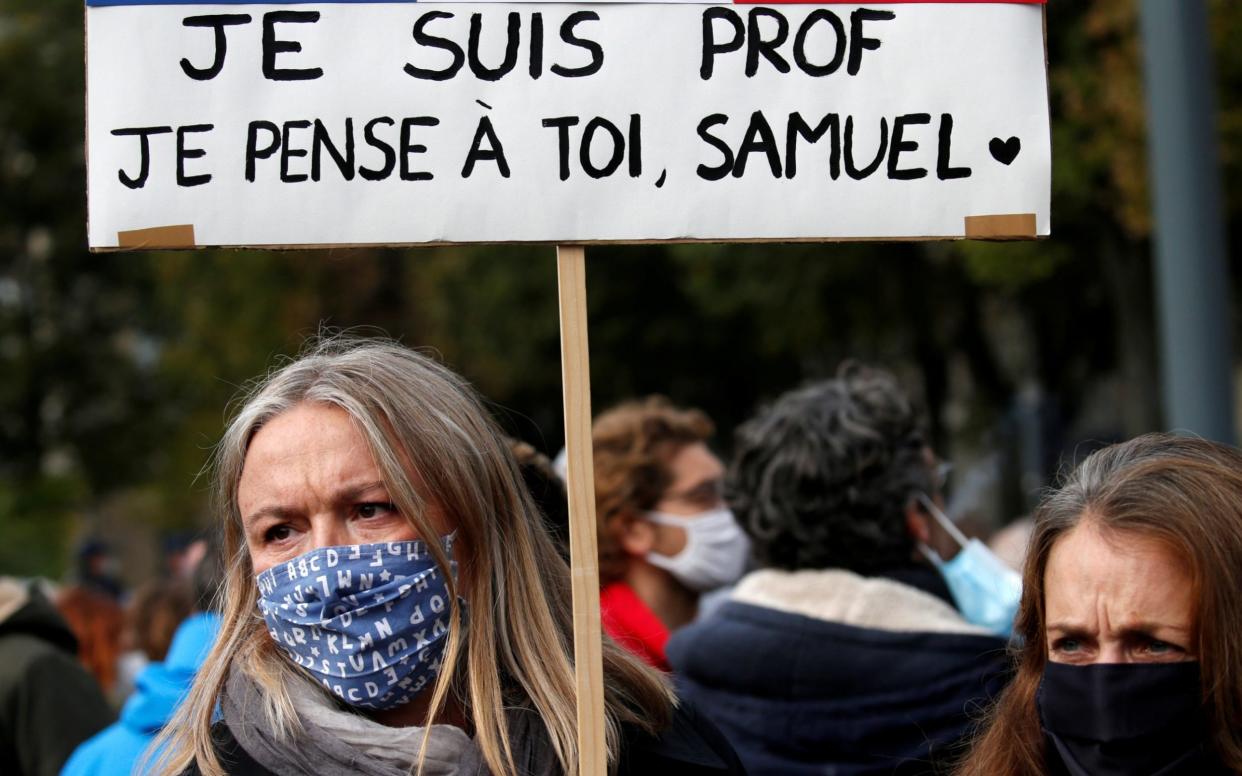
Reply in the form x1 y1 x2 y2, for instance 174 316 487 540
0 533 223 776
2 338 1239 775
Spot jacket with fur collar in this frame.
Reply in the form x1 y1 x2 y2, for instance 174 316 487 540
667 568 1011 776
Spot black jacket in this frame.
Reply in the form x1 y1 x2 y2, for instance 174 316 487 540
189 699 747 775
0 581 114 776
668 572 1011 776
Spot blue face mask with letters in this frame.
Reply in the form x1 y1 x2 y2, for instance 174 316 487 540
256 534 460 710
916 494 1022 637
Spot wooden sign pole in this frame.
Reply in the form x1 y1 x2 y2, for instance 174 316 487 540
556 244 607 776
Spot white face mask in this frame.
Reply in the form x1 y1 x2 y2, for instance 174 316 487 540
643 506 750 592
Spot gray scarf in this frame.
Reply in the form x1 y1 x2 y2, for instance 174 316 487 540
223 668 559 776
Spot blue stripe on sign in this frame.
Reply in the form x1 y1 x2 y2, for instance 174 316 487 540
87 0 415 5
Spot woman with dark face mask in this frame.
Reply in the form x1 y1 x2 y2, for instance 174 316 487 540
957 433 1242 776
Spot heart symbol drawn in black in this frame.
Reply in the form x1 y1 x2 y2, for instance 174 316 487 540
990 137 1021 165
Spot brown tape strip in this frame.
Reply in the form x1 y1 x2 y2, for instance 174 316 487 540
964 213 1038 239
116 224 196 249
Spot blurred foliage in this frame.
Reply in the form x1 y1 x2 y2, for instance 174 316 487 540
0 0 1239 579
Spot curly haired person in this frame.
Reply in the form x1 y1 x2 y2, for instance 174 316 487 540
669 364 1012 775
592 398 749 671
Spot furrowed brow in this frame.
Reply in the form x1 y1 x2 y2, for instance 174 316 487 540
1117 622 1192 637
332 480 389 504
1045 622 1091 638
243 505 297 528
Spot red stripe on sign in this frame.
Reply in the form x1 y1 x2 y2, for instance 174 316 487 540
735 1 1045 4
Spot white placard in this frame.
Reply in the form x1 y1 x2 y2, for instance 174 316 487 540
85 2 1050 248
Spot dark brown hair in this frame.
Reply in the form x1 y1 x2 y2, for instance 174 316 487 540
506 438 570 560
958 433 1242 775
592 396 714 585
127 580 195 661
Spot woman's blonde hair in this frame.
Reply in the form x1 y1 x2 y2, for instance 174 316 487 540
154 338 674 776
957 433 1242 775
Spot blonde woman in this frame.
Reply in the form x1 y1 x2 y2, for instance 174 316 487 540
154 339 745 776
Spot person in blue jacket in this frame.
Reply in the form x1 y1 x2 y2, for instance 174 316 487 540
62 548 223 776
668 364 1014 776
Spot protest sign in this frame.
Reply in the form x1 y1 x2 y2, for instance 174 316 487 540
86 1 1049 249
